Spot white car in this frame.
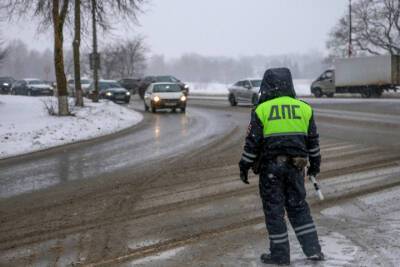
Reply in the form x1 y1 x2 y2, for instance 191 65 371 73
144 83 187 113
228 79 262 106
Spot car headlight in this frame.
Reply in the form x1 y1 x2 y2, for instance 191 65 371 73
180 95 187 102
106 92 112 96
153 95 161 102
126 92 131 96
184 84 189 89
3 83 9 86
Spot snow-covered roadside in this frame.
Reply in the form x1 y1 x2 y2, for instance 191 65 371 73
0 96 143 159
320 185 400 266
187 79 312 97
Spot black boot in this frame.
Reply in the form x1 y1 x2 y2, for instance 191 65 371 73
260 253 290 266
307 252 325 261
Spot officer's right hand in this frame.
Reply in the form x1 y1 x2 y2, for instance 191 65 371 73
240 168 249 184
239 160 251 184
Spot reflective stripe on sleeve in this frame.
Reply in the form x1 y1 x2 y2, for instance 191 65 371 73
243 151 257 159
308 147 320 153
241 156 254 163
309 152 320 157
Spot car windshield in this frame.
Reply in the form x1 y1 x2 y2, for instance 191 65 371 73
250 80 262 87
28 80 44 85
0 77 13 82
156 76 179 83
153 84 181 93
101 82 120 88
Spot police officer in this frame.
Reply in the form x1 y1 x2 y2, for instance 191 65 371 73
239 68 324 265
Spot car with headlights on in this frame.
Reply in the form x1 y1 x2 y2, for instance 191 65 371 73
228 78 262 106
0 76 15 94
138 75 189 99
11 78 54 96
89 80 131 103
144 83 187 113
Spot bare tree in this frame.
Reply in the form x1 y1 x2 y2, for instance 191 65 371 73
52 0 70 115
83 0 145 31
118 37 147 77
101 45 119 79
73 0 83 106
0 32 8 65
101 37 147 79
1 0 71 115
327 0 400 57
73 0 145 102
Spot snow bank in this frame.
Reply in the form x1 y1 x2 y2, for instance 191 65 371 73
293 79 312 96
186 82 228 96
0 96 143 159
187 79 312 96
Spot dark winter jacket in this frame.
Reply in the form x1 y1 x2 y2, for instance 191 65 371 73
240 68 321 175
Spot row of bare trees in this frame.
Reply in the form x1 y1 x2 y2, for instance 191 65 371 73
146 52 327 83
1 0 145 115
327 0 400 58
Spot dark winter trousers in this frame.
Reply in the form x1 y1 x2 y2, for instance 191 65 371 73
259 157 321 263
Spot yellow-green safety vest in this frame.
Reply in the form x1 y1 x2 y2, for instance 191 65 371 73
255 96 312 137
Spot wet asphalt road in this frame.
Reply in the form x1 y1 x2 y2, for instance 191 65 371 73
2 97 399 200
0 99 236 199
1 96 400 266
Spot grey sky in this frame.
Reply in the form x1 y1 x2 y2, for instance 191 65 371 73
3 0 349 58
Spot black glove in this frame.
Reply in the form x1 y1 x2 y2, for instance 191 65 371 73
239 160 252 184
307 165 320 177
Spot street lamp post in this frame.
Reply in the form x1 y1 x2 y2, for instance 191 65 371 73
348 0 353 58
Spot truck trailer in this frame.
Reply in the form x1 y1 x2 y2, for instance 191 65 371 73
311 55 400 98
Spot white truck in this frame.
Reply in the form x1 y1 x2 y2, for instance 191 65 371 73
311 55 400 98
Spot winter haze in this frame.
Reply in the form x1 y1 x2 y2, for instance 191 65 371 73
1 0 349 81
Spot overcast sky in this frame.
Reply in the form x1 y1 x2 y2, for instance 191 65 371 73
3 0 349 58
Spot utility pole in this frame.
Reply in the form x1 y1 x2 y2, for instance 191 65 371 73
348 0 353 58
91 0 99 102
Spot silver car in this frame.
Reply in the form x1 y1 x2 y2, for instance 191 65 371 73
228 79 262 106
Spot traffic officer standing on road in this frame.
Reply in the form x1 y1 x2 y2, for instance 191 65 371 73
239 68 324 265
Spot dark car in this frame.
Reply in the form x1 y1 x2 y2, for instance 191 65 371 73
138 75 189 99
118 78 141 95
89 80 131 103
0 76 15 94
11 79 54 96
